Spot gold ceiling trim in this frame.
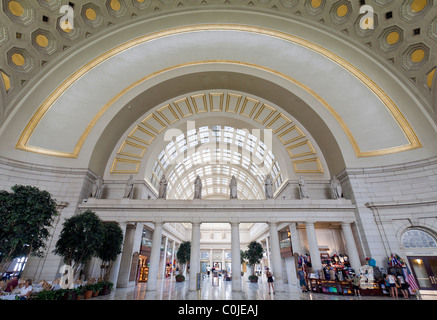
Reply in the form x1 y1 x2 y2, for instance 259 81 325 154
15 24 422 158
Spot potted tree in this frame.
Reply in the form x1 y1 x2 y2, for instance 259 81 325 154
176 241 191 282
0 185 59 276
96 222 124 282
53 210 104 280
244 241 264 283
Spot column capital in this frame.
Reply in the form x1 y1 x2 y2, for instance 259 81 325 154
153 220 164 227
305 220 315 227
268 221 278 227
191 221 201 227
341 220 355 227
230 220 240 227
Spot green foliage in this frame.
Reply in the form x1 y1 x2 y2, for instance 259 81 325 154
175 273 185 281
176 241 191 274
0 185 58 272
240 249 247 264
176 241 191 265
53 210 104 276
97 222 123 263
96 222 123 281
244 241 264 275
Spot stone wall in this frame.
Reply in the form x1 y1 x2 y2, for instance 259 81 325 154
0 156 95 281
339 156 437 266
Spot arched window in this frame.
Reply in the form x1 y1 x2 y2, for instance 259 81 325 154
401 229 437 248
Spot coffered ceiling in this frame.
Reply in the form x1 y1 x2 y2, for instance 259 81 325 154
0 0 436 126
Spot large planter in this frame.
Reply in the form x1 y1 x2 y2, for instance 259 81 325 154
99 285 110 295
84 290 93 299
175 274 185 282
62 290 77 300
249 276 258 283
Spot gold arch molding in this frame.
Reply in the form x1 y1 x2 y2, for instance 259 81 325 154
110 90 325 175
16 24 422 159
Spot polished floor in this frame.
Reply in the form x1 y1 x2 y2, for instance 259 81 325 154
93 275 417 301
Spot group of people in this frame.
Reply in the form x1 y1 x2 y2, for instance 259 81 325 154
385 271 410 299
0 276 34 300
0 275 100 300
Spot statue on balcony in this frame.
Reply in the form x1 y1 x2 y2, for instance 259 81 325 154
330 176 343 199
229 175 238 199
298 176 309 199
158 175 167 199
91 175 103 199
194 175 202 199
265 174 273 199
123 175 134 199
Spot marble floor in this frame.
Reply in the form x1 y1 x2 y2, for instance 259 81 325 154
92 275 416 301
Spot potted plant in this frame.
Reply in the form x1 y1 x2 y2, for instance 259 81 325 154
0 185 59 276
83 284 94 299
61 288 77 301
92 282 103 297
99 281 113 295
96 222 123 282
75 286 84 300
53 210 104 279
175 274 185 282
176 241 191 281
244 241 264 283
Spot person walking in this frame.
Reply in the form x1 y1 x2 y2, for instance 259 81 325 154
266 268 275 294
297 267 308 292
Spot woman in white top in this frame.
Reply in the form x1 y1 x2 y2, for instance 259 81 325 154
19 279 33 300
386 272 398 299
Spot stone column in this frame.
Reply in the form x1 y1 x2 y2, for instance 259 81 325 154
231 222 242 291
305 221 322 271
341 222 362 272
268 222 284 291
171 240 176 277
265 236 271 269
108 222 127 286
146 221 163 291
116 224 136 288
189 222 201 291
209 249 213 272
161 235 168 278
289 223 302 255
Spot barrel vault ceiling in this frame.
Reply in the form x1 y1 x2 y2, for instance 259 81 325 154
0 0 436 127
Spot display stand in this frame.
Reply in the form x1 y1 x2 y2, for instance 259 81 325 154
308 279 354 296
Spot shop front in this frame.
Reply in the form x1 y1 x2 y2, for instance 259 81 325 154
408 256 437 291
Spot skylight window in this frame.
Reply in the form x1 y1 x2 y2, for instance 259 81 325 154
150 125 283 199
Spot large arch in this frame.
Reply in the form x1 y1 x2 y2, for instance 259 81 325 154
1 6 437 295
1 10 435 176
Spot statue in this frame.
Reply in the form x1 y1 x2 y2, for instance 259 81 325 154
264 174 273 199
298 176 309 199
330 176 343 199
123 175 134 199
229 175 238 199
91 176 103 199
158 175 167 199
194 175 202 199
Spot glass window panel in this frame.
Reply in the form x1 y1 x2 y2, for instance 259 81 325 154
402 230 437 248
